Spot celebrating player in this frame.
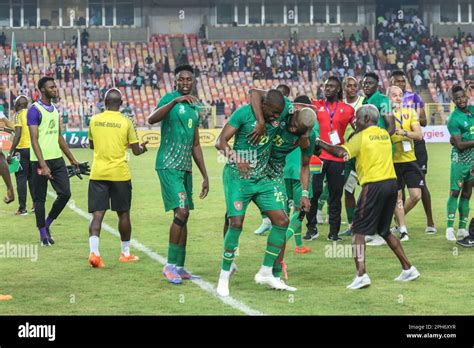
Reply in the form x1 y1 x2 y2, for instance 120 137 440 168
315 105 420 289
148 65 209 284
446 85 473 241
28 77 80 246
0 112 15 204
7 95 35 215
87 88 148 268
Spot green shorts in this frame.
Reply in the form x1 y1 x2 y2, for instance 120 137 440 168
449 161 474 191
157 169 194 212
223 166 285 217
284 178 312 212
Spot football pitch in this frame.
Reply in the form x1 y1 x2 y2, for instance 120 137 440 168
0 143 472 315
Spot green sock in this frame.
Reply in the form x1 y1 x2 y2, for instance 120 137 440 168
176 245 186 267
458 198 470 229
447 195 458 228
167 243 180 265
273 262 282 278
286 211 303 247
221 227 242 271
263 225 286 267
346 207 355 224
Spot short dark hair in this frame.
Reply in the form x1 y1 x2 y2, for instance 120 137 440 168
326 76 343 100
451 84 465 95
363 72 379 83
294 95 312 104
174 64 194 75
38 76 55 90
276 84 291 97
265 89 285 109
391 70 405 78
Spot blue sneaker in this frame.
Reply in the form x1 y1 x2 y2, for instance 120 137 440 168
340 227 351 237
163 264 182 284
254 218 272 235
177 267 201 280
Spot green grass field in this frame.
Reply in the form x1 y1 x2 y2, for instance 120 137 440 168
0 143 472 315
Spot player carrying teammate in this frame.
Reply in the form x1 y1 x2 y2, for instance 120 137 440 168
28 77 80 246
87 88 148 268
7 96 35 215
315 105 420 289
148 65 209 284
446 85 473 241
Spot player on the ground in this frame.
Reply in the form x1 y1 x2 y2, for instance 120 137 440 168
315 104 420 289
305 76 355 241
148 65 209 284
254 83 292 235
215 89 301 296
387 86 423 243
340 76 365 236
28 77 79 246
7 96 35 215
0 112 15 204
446 85 473 241
391 70 436 234
87 88 148 268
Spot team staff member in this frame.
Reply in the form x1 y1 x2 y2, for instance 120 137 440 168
305 76 355 241
0 112 15 204
87 89 148 268
148 65 209 284
28 77 80 246
388 86 423 243
391 70 436 234
315 105 420 289
446 85 473 241
7 96 35 215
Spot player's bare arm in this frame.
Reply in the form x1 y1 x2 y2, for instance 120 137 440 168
384 112 396 136
247 88 267 144
58 125 79 167
192 126 209 199
315 138 348 159
215 123 251 178
299 154 311 212
394 122 423 141
451 134 474 151
7 125 22 163
147 95 198 125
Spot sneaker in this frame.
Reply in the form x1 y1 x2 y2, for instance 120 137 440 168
316 210 324 224
457 229 469 239
0 294 13 301
365 235 375 243
177 267 200 280
366 234 387 246
254 218 272 235
303 227 319 241
88 252 105 268
390 226 399 234
119 253 139 262
340 227 352 237
346 273 371 289
254 270 290 291
273 278 297 292
162 264 182 284
40 238 51 247
46 227 54 245
327 234 342 242
456 236 474 248
15 209 28 216
446 228 456 241
30 205 35 213
400 232 409 242
425 226 437 234
295 246 311 254
230 262 238 276
217 270 230 297
281 261 288 280
394 266 420 281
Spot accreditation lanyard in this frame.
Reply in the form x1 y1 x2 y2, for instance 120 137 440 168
325 101 339 130
326 101 341 145
394 112 404 128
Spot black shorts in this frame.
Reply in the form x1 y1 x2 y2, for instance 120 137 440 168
414 139 428 174
351 179 397 237
394 161 424 190
88 180 132 213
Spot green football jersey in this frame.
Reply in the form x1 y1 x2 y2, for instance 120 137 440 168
155 91 200 172
447 106 474 164
364 90 392 130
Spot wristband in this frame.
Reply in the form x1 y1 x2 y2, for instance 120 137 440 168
302 190 309 198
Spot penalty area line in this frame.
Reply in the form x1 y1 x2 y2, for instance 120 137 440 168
48 191 265 316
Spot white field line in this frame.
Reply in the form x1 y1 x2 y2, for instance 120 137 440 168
47 191 265 316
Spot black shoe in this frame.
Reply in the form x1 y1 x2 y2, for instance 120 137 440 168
46 227 55 245
456 236 474 248
327 234 342 242
41 238 51 247
303 227 319 241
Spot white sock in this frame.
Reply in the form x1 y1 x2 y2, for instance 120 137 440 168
259 265 273 276
400 225 408 233
220 270 231 279
89 236 100 256
317 209 322 215
263 217 271 225
166 263 176 268
177 266 184 270
121 240 130 257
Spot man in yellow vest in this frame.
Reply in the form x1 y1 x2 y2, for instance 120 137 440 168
7 95 35 215
28 77 80 246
